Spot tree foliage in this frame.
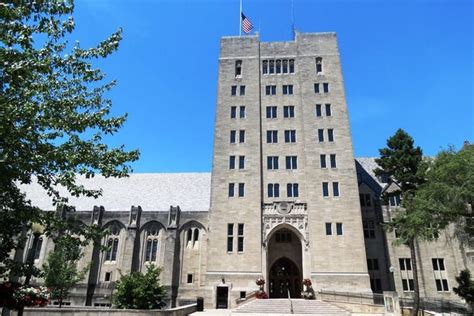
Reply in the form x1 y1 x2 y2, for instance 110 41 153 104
0 0 139 278
113 265 167 310
43 236 88 307
453 269 474 305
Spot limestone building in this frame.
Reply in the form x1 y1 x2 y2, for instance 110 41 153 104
18 32 472 309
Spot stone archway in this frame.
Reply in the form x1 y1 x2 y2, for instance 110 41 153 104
267 228 302 298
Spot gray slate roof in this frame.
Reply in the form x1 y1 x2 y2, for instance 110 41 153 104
21 173 211 212
355 157 383 186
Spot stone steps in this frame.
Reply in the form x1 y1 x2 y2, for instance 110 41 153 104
234 299 351 315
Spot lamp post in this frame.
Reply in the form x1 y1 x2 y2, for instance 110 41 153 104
18 223 44 316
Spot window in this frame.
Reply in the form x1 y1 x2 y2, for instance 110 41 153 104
283 105 295 118
370 278 382 293
187 273 193 284
320 155 327 168
187 229 192 244
316 57 323 74
316 104 322 117
229 156 235 169
267 156 279 170
230 130 236 143
240 291 246 299
402 279 414 292
230 106 237 119
228 183 235 197
363 220 376 239
330 154 337 168
435 279 449 292
276 60 281 74
367 258 379 270
265 85 276 95
267 130 278 143
322 182 329 197
285 156 297 169
282 60 288 73
269 60 275 74
240 85 246 96
432 258 445 271
333 182 339 197
399 258 412 271
325 104 332 116
328 129 334 142
231 85 237 96
145 227 160 262
360 193 372 207
276 230 292 243
283 85 293 95
262 60 268 74
239 106 246 118
33 237 43 260
325 223 332 235
336 223 343 235
105 224 120 262
287 183 299 198
268 183 280 198
266 106 277 118
238 224 244 252
238 183 245 197
284 130 296 143
227 224 234 252
318 129 324 142
289 59 295 73
105 272 111 282
389 195 401 206
314 83 320 93
238 156 245 169
239 130 245 143
323 83 329 93
235 60 242 77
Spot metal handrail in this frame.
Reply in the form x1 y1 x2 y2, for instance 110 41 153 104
288 289 293 314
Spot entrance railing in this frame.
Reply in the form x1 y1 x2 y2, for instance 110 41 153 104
288 289 294 314
317 290 385 306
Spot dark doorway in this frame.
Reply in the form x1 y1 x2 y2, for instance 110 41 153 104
216 286 228 309
269 257 301 298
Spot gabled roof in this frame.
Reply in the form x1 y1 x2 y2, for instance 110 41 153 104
20 173 211 212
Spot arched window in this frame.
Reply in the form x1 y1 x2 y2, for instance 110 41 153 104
262 60 268 74
289 59 295 73
269 60 275 74
105 223 121 262
145 227 160 262
187 229 193 246
33 237 43 260
276 60 281 74
193 229 199 243
316 57 323 74
282 60 288 73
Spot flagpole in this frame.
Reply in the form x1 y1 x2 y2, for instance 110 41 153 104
239 0 242 36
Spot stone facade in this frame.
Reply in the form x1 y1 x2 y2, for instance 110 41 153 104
17 32 472 309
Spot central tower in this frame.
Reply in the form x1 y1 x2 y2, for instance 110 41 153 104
207 32 370 308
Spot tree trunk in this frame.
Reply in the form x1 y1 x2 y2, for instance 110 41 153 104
409 238 420 316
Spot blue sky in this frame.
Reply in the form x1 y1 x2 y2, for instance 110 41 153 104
74 0 473 172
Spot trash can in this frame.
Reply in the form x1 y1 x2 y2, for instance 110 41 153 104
197 297 204 311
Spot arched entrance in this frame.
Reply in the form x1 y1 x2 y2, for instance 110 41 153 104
267 227 302 298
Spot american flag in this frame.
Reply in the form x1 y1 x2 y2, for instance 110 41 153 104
241 13 253 34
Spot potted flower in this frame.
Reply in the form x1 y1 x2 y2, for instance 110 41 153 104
12 285 50 308
255 277 268 299
302 279 315 300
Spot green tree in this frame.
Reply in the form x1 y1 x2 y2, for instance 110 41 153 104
453 269 474 307
375 129 427 316
43 236 89 307
113 265 167 310
0 0 139 278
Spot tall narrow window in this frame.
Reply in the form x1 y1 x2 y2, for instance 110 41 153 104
268 183 280 198
235 60 242 77
34 237 43 260
230 130 236 143
267 130 278 143
323 83 329 93
230 106 237 119
238 183 245 197
262 60 268 74
238 224 244 252
325 104 332 116
287 183 299 198
289 59 295 73
316 57 323 74
105 224 120 262
314 83 320 93
266 106 277 118
320 154 327 168
145 228 159 262
325 223 332 235
328 129 334 142
336 223 343 235
333 182 339 196
227 224 234 252
269 60 275 74
239 156 245 169
316 104 322 117
229 156 235 169
318 129 324 142
330 154 337 168
240 85 246 96
322 182 329 197
228 183 235 197
276 60 281 74
283 105 295 118
282 59 288 73
239 130 245 143
231 85 237 96
284 130 296 143
267 156 279 170
239 106 246 118
285 156 297 169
